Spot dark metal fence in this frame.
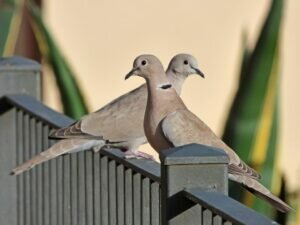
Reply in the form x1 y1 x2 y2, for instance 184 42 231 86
0 57 280 225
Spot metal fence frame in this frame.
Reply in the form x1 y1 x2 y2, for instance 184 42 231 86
0 57 279 225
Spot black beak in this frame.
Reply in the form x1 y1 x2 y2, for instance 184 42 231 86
125 67 139 80
192 67 205 78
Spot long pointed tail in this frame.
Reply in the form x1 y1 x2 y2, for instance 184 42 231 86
229 174 292 213
11 139 102 175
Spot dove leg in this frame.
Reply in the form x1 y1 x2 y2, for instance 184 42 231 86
92 143 105 153
124 150 154 160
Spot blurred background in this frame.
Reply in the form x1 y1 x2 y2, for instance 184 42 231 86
1 0 299 223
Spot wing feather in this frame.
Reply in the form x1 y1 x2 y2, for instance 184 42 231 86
162 109 261 180
49 84 148 142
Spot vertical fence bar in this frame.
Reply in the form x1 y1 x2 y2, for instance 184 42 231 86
212 215 222 225
71 153 79 225
30 117 37 225
101 155 109 225
117 164 125 225
42 125 50 225
50 139 58 225
125 168 133 225
142 178 151 225
160 144 228 225
86 151 94 225
93 152 101 225
133 173 142 225
17 110 24 225
23 113 31 225
36 121 43 225
203 209 212 225
57 154 64 225
63 154 71 225
150 182 160 225
109 160 117 225
78 151 87 225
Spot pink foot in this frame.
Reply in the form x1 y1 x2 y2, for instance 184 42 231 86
124 150 155 160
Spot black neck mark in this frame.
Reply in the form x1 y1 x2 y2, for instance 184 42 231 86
160 84 172 89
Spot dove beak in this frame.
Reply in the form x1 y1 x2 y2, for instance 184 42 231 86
125 67 139 80
192 67 205 78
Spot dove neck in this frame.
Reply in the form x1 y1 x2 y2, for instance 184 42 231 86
166 70 185 95
145 75 186 113
145 73 169 90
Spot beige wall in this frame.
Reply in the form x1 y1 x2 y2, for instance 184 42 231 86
43 0 300 190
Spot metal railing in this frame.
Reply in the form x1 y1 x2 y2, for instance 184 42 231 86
0 57 280 225
0 94 161 225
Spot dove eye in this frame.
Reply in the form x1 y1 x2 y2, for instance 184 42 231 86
141 60 147 66
184 60 189 65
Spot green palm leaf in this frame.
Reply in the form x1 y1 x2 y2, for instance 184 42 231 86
0 0 23 56
27 2 89 119
222 0 284 217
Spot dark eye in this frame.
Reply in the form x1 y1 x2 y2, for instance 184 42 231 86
141 60 147 66
184 60 188 65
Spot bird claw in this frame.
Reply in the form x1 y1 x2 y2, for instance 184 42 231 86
93 145 102 153
124 150 154 160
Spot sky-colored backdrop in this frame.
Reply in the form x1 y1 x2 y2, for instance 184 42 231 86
42 0 300 190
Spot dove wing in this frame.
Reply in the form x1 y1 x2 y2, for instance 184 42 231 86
50 84 147 143
161 109 261 180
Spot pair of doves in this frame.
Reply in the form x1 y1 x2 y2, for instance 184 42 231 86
11 54 291 212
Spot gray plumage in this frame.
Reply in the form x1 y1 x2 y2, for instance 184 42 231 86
125 54 291 213
11 54 204 175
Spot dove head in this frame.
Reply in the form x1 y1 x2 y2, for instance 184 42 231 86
125 55 166 81
167 54 204 78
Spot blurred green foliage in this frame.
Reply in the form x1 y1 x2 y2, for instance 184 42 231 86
222 0 287 221
0 0 88 119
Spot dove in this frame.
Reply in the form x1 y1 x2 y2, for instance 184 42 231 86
11 54 204 175
124 54 291 213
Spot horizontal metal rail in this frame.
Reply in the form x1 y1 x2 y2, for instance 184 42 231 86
184 189 279 225
0 94 74 128
102 148 160 183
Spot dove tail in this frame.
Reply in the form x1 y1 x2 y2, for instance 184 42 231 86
230 174 292 213
11 139 103 176
11 153 51 175
244 183 292 213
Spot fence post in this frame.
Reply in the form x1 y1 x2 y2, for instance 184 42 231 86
0 57 41 225
160 143 229 225
0 56 41 99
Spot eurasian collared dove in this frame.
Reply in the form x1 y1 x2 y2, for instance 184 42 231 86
125 54 291 213
11 54 204 175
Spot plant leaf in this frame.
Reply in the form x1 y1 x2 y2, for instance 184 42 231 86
222 0 284 217
27 2 89 119
0 0 23 56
